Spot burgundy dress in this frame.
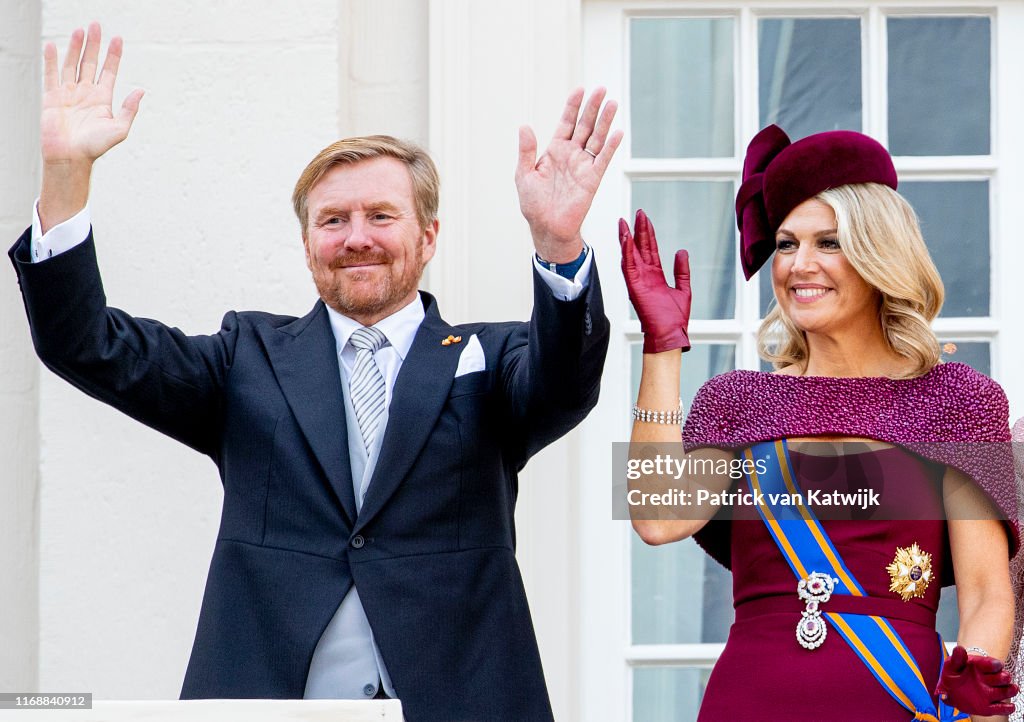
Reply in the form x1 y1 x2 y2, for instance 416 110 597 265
680 364 1017 721
700 448 949 720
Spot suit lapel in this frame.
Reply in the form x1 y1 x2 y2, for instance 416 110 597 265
354 292 461 532
257 302 358 527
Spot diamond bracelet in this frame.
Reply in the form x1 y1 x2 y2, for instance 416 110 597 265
631 399 684 425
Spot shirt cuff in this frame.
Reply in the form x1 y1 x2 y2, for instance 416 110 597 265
31 201 92 263
533 246 593 302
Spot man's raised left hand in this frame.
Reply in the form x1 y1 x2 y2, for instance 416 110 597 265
515 87 623 263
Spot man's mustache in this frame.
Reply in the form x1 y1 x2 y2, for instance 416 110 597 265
328 251 391 270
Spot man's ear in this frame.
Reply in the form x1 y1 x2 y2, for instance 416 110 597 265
421 218 439 264
302 233 313 271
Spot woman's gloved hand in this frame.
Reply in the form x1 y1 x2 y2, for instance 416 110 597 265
618 209 692 354
934 645 1018 716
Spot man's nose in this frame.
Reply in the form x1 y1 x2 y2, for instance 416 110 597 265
343 216 374 251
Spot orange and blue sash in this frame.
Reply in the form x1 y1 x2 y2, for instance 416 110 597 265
744 440 965 721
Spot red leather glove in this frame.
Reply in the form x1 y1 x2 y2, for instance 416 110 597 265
935 645 1018 716
619 209 691 354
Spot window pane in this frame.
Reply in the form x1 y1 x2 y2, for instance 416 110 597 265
630 342 735 645
633 667 711 722
938 340 990 376
899 181 989 317
759 264 776 318
937 587 958 643
630 343 736 411
888 17 990 156
759 18 862 139
631 17 734 158
631 180 736 320
632 537 734 644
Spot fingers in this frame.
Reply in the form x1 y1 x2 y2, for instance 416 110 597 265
43 42 59 92
619 217 634 264
586 97 617 152
673 249 691 290
570 87 606 146
591 128 623 179
634 209 653 266
79 22 102 84
972 656 1005 674
61 27 85 85
516 125 538 182
619 218 640 281
550 87 585 143
642 208 662 265
118 88 145 128
618 217 632 248
97 35 125 90
947 645 968 672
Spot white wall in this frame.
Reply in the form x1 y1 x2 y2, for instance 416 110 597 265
0 0 41 692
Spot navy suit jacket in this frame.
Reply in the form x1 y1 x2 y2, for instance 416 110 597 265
10 229 609 722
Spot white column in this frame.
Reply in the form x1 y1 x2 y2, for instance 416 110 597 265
338 0 429 145
995 2 1024 419
429 2 584 719
0 0 41 692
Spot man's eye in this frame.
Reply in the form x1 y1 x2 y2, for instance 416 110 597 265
371 213 393 222
325 217 343 225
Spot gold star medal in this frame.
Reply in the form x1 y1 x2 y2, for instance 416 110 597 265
886 543 932 601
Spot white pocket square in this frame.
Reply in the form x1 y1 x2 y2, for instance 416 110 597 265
454 334 485 377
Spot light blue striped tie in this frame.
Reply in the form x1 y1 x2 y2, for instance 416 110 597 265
348 326 389 452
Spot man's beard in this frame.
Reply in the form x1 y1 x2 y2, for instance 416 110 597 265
312 246 423 319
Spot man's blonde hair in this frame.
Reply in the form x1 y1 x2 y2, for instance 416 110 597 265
292 135 440 236
758 183 945 378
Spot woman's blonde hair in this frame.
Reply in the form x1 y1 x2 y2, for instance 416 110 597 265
757 183 944 378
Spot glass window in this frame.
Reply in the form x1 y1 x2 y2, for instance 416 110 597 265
630 343 736 411
899 181 990 317
888 17 990 156
938 340 991 376
759 18 862 139
630 18 735 158
630 341 736 652
632 537 734 644
631 180 737 320
633 667 713 722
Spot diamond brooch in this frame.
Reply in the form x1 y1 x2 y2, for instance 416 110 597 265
797 572 838 650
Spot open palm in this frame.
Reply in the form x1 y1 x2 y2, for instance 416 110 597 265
515 88 622 261
41 23 143 164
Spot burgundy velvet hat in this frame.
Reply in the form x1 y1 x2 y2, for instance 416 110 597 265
735 125 898 279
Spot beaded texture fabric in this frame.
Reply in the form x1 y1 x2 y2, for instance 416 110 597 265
682 361 1018 564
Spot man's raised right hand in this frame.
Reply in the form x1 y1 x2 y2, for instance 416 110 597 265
39 22 143 232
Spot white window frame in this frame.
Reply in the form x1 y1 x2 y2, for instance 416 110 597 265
578 2 1024 719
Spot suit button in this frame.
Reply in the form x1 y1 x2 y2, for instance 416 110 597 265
363 683 376 696
350 535 365 549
